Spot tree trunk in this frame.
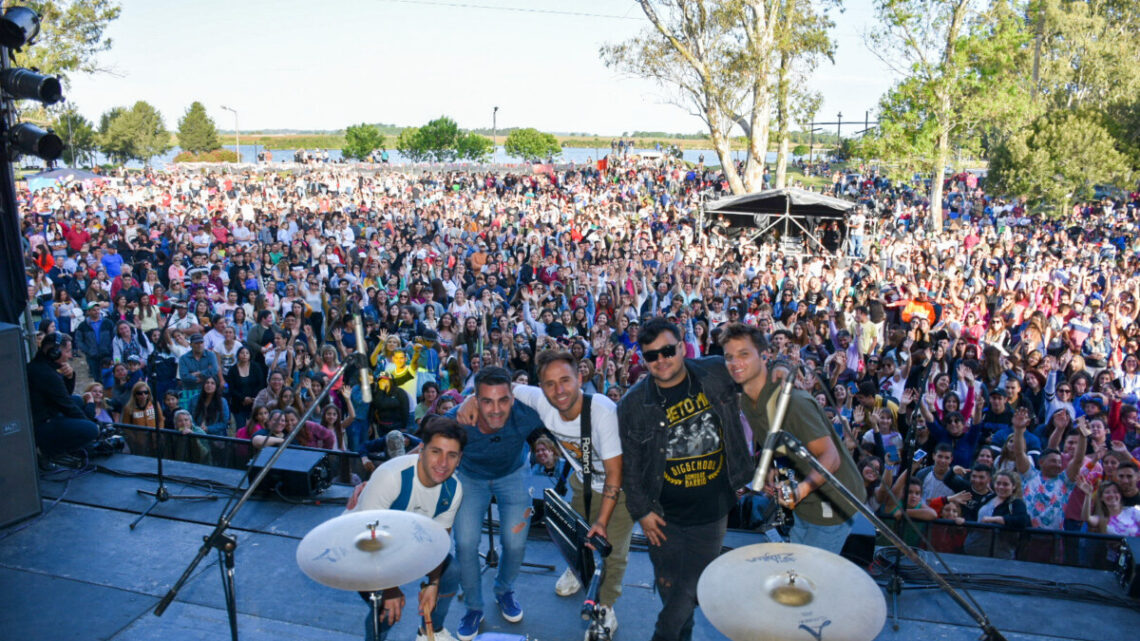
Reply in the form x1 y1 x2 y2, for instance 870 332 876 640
744 80 771 192
929 118 950 230
710 105 746 194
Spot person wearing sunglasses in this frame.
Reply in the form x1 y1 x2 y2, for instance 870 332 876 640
616 318 755 641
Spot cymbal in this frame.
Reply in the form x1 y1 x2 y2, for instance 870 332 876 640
697 542 886 641
296 509 450 592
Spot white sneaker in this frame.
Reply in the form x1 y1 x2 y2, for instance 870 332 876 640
600 605 618 635
555 567 582 596
418 627 460 641
584 606 618 640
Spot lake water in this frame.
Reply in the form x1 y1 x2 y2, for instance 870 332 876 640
78 144 819 170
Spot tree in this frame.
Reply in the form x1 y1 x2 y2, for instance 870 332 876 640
504 128 562 161
456 132 493 162
17 1 121 84
98 101 171 165
867 0 1032 228
604 1 775 194
394 117 491 163
342 123 385 160
416 116 461 162
771 0 835 188
52 106 97 167
989 110 1131 213
177 102 220 154
395 127 424 162
97 106 128 164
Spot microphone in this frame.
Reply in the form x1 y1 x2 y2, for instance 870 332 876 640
353 311 372 403
751 361 801 492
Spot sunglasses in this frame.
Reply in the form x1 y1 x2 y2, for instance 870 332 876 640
135 391 149 397
642 343 679 363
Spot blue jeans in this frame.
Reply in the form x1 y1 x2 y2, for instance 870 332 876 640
850 234 864 257
364 553 460 641
34 416 100 457
789 516 854 555
454 465 532 611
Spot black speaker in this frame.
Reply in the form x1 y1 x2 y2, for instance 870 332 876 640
0 323 41 528
247 446 332 498
840 513 877 568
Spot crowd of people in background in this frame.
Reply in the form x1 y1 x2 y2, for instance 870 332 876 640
20 149 1140 563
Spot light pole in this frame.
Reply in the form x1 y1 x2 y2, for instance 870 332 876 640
492 106 499 164
220 105 239 163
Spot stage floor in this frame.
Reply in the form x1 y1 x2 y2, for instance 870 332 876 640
1 454 1136 641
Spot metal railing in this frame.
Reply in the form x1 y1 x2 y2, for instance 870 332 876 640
885 517 1126 571
110 422 365 486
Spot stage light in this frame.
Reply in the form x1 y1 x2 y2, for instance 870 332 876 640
9 122 62 161
0 6 39 50
0 68 61 104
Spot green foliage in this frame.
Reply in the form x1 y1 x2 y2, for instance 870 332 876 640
52 106 97 167
395 127 424 162
18 1 121 84
456 132 493 162
173 149 238 163
342 123 385 160
988 110 1131 210
792 144 809 156
98 101 171 164
393 117 491 163
504 128 561 162
177 101 220 154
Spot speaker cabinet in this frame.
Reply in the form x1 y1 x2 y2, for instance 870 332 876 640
0 323 41 528
247 446 332 498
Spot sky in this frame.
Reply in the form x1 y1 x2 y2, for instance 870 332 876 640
64 0 896 137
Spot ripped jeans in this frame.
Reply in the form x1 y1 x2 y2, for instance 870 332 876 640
647 515 727 641
453 465 533 611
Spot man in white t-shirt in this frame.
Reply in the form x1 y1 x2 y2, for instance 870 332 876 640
351 417 467 641
460 349 631 634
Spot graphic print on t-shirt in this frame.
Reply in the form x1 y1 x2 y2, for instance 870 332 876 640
663 390 724 489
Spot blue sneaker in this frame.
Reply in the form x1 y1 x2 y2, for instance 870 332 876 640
496 591 524 623
456 609 483 641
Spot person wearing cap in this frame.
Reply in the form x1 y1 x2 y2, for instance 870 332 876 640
178 333 220 409
75 302 113 379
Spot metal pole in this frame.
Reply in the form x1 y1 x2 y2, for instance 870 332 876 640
493 106 498 164
836 112 842 156
809 122 814 162
221 106 238 163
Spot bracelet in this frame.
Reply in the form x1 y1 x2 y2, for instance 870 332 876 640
421 580 439 589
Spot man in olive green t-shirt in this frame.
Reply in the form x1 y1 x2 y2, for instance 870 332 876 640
720 323 865 553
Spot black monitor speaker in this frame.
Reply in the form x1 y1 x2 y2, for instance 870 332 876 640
247 446 332 498
0 323 41 528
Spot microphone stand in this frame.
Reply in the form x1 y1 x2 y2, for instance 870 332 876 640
883 410 919 631
756 429 1008 641
130 424 217 530
152 355 359 641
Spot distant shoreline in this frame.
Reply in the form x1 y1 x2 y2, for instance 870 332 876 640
200 131 828 153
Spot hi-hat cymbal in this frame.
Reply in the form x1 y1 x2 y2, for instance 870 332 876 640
296 509 450 592
697 542 886 641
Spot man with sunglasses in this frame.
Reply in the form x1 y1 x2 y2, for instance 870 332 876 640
616 318 754 641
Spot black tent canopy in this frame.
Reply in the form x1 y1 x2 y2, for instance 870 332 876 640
702 187 855 253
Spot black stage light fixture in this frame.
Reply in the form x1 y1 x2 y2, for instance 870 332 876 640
0 68 61 104
0 6 39 50
9 122 61 161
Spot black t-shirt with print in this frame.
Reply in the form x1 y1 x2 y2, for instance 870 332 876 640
657 375 734 525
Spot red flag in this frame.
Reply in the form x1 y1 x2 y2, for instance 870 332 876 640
597 157 608 172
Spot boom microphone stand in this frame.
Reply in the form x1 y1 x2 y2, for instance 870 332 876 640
130 424 217 530
153 354 358 641
756 428 1008 641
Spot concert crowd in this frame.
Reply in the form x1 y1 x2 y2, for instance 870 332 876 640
17 150 1140 636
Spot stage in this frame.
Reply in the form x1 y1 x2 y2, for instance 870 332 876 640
1 454 1135 641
